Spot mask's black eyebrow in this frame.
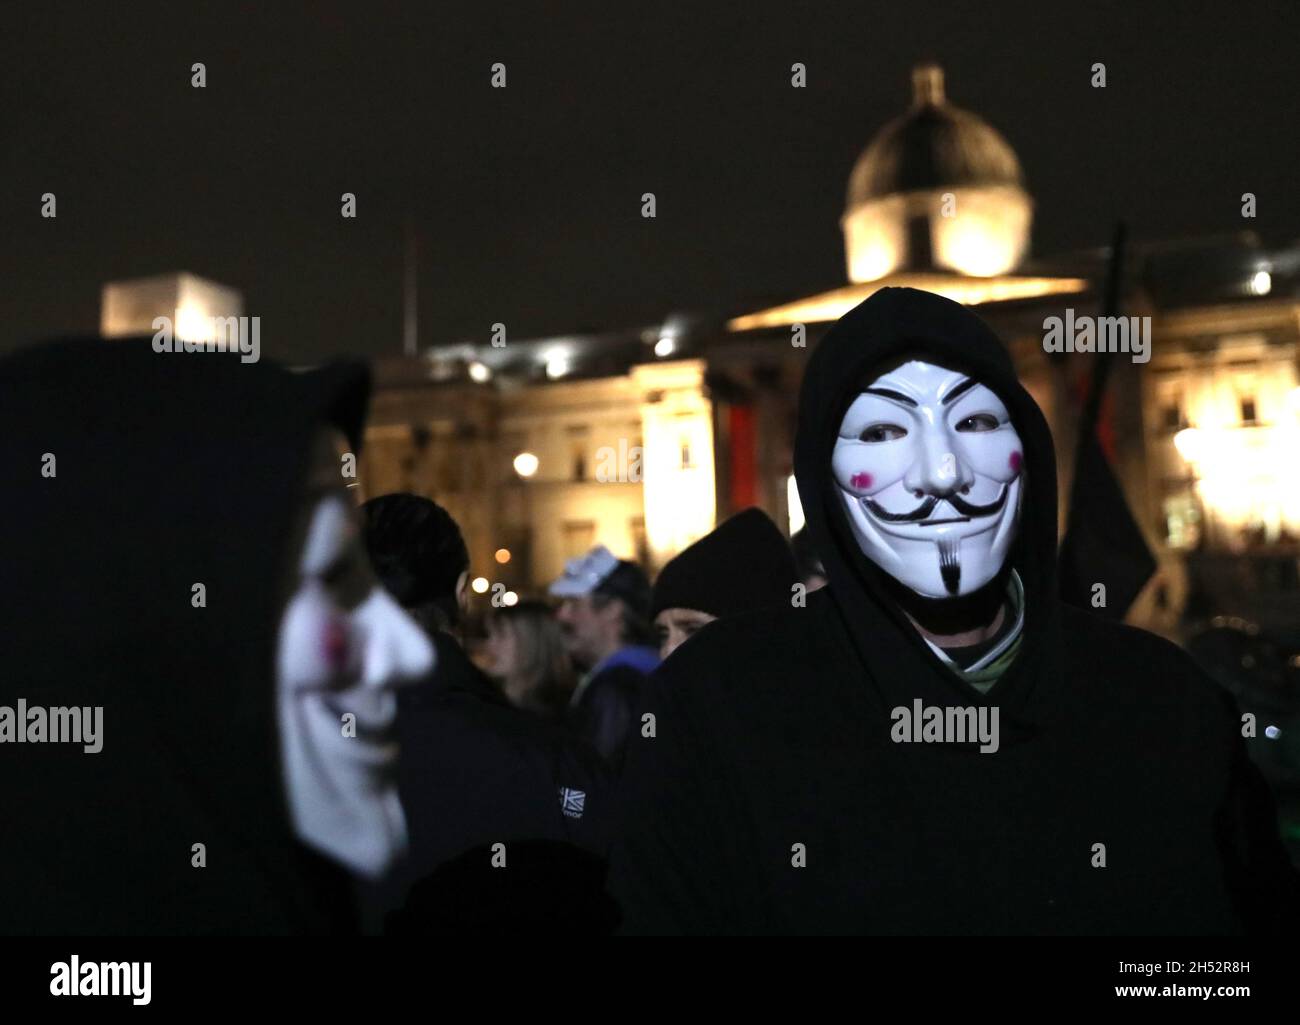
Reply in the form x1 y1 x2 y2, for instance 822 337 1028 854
941 377 977 406
862 387 917 408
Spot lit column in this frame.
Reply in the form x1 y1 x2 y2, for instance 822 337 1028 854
632 360 716 568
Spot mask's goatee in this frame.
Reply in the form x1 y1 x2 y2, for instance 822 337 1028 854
938 538 961 595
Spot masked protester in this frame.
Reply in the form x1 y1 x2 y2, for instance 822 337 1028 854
609 288 1300 935
651 508 800 660
0 338 433 934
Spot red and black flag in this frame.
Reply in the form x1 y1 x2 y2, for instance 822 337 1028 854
1058 224 1157 617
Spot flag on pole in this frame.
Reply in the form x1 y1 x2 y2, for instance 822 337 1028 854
1058 223 1157 618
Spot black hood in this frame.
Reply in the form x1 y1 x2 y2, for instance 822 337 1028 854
0 337 369 934
794 288 1063 742
651 507 798 620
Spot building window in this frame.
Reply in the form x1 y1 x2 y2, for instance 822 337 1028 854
566 425 590 482
630 516 649 568
1239 396 1257 425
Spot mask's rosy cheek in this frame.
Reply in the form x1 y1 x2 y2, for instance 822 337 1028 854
833 441 911 496
1009 450 1023 474
321 618 351 672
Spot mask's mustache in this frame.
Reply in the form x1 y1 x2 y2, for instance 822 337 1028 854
864 484 1009 522
949 485 1009 517
865 495 937 522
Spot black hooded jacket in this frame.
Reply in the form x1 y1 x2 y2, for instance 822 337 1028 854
607 288 1300 934
0 338 369 934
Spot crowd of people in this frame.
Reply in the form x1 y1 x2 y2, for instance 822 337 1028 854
360 490 810 773
349 492 808 931
3 287 1297 935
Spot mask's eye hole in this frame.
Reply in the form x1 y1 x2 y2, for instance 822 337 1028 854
315 547 372 610
955 413 1000 433
320 555 352 588
859 423 907 443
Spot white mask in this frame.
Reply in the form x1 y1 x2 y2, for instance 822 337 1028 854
276 494 435 878
832 360 1024 598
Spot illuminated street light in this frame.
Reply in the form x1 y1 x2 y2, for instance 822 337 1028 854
494 548 511 564
513 452 539 477
175 303 216 343
471 576 489 594
468 360 491 383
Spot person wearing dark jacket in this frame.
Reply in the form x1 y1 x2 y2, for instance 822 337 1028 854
651 507 800 659
608 287 1300 935
551 546 659 770
360 495 616 933
389 628 616 933
361 492 471 636
0 338 434 934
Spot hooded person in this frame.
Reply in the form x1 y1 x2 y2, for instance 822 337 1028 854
0 337 435 935
651 507 800 660
790 527 828 593
607 287 1300 935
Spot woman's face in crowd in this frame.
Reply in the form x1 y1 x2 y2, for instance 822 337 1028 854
484 618 520 679
655 607 717 660
276 430 435 878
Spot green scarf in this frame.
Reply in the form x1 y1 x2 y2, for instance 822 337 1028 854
931 571 1025 694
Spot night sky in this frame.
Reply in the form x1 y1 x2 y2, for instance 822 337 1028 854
5 1 1297 364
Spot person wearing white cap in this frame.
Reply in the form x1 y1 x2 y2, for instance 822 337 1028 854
550 545 659 771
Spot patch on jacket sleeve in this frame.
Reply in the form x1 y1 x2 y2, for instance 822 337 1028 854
558 786 586 819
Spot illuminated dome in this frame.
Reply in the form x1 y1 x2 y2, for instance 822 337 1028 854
842 64 1033 281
